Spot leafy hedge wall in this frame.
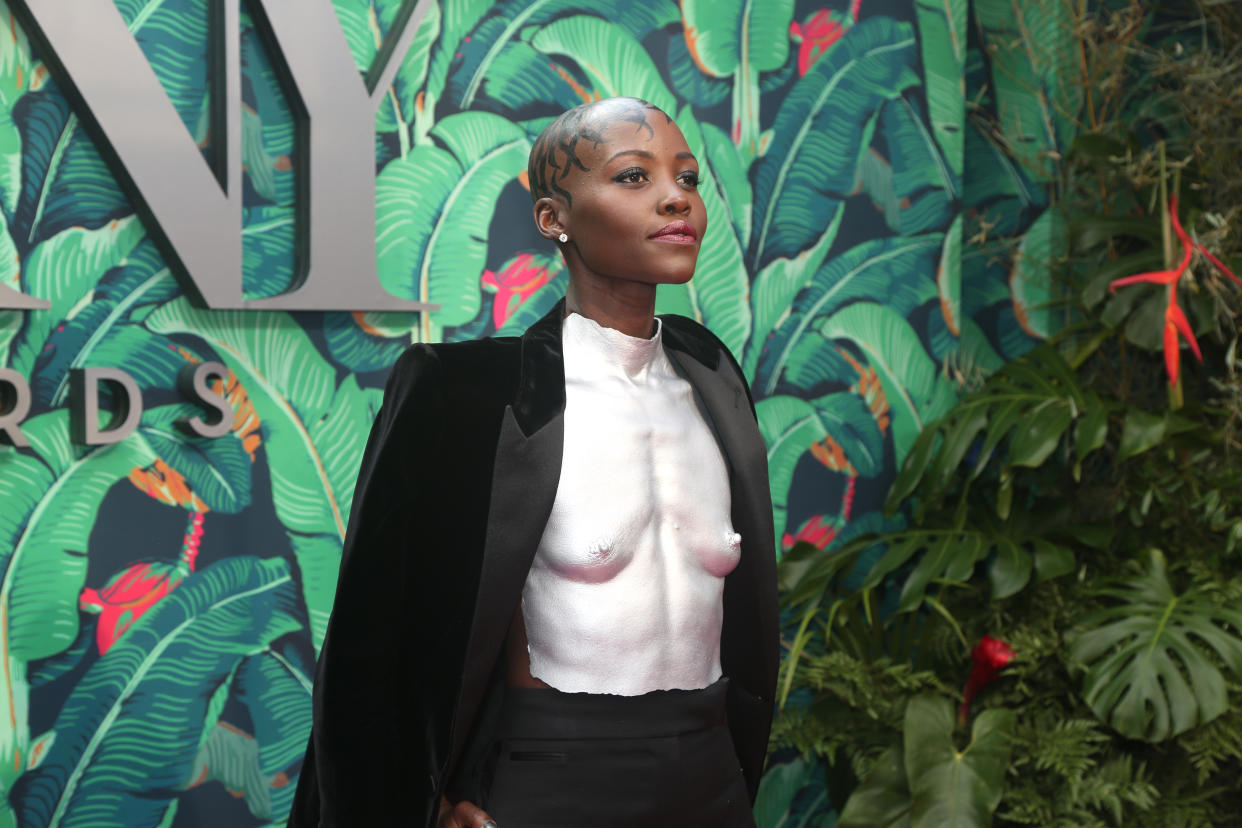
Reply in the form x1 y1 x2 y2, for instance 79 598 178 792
0 0 1056 825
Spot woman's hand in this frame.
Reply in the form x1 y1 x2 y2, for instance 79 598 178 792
437 796 498 828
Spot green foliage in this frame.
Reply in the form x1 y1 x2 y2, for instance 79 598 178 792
15 557 302 828
1069 549 1242 742
0 0 1057 823
774 3 1242 825
837 695 1015 828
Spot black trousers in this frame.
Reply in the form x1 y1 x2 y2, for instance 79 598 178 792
480 678 755 828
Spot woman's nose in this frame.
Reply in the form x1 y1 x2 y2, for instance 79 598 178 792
660 187 690 214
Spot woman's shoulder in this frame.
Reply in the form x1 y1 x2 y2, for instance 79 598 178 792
658 314 748 382
387 335 523 405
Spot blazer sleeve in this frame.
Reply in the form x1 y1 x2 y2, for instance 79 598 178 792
288 344 444 828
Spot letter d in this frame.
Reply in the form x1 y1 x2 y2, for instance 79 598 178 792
70 368 143 445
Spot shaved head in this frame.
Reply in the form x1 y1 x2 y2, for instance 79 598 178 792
527 97 674 206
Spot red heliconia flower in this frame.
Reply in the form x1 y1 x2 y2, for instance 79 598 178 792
782 514 836 551
959 635 1015 724
481 253 553 328
80 511 204 654
789 9 849 76
1107 195 1240 385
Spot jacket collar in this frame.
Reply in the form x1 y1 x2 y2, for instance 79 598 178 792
513 298 723 436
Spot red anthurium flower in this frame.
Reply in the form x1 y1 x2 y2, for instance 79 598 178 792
959 635 1015 724
1108 196 1203 385
482 253 552 328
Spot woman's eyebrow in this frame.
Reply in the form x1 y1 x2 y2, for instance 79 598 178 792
606 148 653 163
604 149 700 163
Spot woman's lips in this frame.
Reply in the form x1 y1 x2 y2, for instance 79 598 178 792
649 220 698 244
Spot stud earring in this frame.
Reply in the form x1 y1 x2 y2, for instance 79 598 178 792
558 232 568 243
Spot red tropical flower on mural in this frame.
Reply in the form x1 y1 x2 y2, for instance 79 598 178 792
782 514 836 551
80 511 204 654
482 252 554 328
789 2 860 76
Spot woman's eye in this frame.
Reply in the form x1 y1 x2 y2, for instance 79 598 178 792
614 168 647 184
679 171 700 188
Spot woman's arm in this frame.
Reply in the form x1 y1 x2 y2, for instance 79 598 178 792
289 345 447 827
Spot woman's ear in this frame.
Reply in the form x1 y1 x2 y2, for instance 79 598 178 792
532 196 566 241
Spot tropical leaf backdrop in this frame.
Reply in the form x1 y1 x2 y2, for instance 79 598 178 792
0 0 1064 824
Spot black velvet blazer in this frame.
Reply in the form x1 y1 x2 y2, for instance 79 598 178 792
288 301 778 828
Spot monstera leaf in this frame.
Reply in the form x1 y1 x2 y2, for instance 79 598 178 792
15 556 303 828
1069 549 1242 742
145 299 381 651
9 217 147 380
749 17 919 271
448 0 677 110
375 111 528 338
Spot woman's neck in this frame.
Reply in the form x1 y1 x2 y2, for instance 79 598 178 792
564 278 657 339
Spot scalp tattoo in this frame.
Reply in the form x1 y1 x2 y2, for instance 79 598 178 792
528 97 675 206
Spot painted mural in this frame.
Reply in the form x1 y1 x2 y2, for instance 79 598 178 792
0 0 1053 825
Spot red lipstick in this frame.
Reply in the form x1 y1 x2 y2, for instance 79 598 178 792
649 220 698 243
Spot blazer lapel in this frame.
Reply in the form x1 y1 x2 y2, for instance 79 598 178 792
450 301 567 767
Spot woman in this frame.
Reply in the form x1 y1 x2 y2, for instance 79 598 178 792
289 97 777 828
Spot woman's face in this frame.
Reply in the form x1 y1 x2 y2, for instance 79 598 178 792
548 110 708 287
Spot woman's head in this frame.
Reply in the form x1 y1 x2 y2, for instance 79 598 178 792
528 98 707 293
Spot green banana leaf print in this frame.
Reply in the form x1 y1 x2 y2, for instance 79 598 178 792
0 0 1055 823
14 556 303 828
